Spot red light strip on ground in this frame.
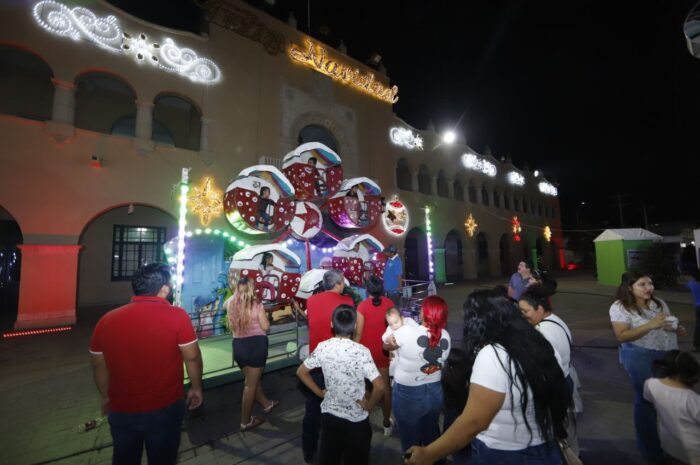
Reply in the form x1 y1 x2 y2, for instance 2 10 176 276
2 326 72 338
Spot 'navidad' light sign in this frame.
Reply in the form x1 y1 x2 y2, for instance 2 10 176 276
289 39 399 104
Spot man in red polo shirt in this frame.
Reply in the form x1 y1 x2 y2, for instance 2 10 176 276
90 263 203 465
302 269 354 462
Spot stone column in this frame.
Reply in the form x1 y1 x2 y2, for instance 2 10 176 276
446 179 454 199
464 246 478 279
135 100 154 140
411 171 419 192
50 79 75 124
430 176 438 197
15 245 82 329
199 117 214 152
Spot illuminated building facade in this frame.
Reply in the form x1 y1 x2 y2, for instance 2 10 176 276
0 0 561 329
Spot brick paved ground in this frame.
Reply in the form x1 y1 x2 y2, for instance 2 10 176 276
1 274 697 464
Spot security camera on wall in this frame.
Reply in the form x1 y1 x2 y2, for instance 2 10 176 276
90 154 102 168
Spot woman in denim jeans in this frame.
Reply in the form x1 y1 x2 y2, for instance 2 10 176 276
385 296 451 462
609 272 684 461
406 288 570 465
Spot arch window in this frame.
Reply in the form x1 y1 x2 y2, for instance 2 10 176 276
453 179 464 201
396 158 412 191
481 186 490 206
437 170 449 198
75 73 136 136
418 165 431 195
0 45 53 121
153 94 201 150
468 180 477 203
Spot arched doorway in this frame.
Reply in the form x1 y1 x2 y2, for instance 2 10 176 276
77 204 177 319
476 232 490 278
499 234 511 277
536 237 546 270
404 227 428 281
0 206 22 330
297 124 339 152
444 230 463 281
550 241 561 270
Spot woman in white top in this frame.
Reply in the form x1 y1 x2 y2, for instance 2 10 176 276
609 271 684 461
644 350 700 465
519 284 579 457
385 295 451 461
406 288 570 465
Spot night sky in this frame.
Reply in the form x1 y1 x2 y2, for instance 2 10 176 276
110 0 700 232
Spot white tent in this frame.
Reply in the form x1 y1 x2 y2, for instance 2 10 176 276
593 228 662 242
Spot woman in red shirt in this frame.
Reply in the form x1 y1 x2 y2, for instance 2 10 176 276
356 275 395 436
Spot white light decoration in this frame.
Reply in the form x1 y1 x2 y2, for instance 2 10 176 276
425 206 434 279
32 0 222 85
390 127 423 150
538 182 558 196
462 153 497 177
175 168 190 306
507 171 525 186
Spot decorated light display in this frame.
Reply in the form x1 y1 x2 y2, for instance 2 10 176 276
3 326 72 338
175 168 189 306
425 206 435 279
32 0 222 84
462 153 497 177
543 226 552 242
288 39 399 103
464 213 478 238
390 127 423 150
538 182 558 196
507 171 525 186
512 216 522 242
383 195 409 236
188 177 223 226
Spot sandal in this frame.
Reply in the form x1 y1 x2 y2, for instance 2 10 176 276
263 400 279 413
240 416 265 432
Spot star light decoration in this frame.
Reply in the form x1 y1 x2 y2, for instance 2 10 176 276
543 226 552 242
464 213 478 238
188 177 223 226
512 216 522 242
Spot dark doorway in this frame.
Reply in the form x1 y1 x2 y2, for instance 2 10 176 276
444 230 463 281
0 207 22 330
536 237 546 270
499 234 511 277
404 227 428 281
476 232 490 278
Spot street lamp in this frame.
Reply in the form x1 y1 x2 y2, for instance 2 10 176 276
442 130 456 144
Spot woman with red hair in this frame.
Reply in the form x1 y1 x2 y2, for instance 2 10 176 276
386 295 451 461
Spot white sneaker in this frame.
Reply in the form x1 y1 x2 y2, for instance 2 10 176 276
383 419 393 437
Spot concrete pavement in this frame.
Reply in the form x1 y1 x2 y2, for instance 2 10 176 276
0 273 697 464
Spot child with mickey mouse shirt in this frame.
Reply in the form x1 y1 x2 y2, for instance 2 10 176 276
385 296 451 461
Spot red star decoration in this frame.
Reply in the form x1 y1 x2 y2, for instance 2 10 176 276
297 205 320 233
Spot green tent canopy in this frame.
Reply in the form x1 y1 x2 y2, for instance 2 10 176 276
593 228 662 285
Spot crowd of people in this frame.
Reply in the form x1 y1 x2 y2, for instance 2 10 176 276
89 257 699 465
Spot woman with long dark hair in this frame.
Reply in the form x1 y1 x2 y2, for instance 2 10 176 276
406 288 570 465
519 283 579 457
356 275 395 435
227 277 278 431
609 271 684 460
387 295 451 460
